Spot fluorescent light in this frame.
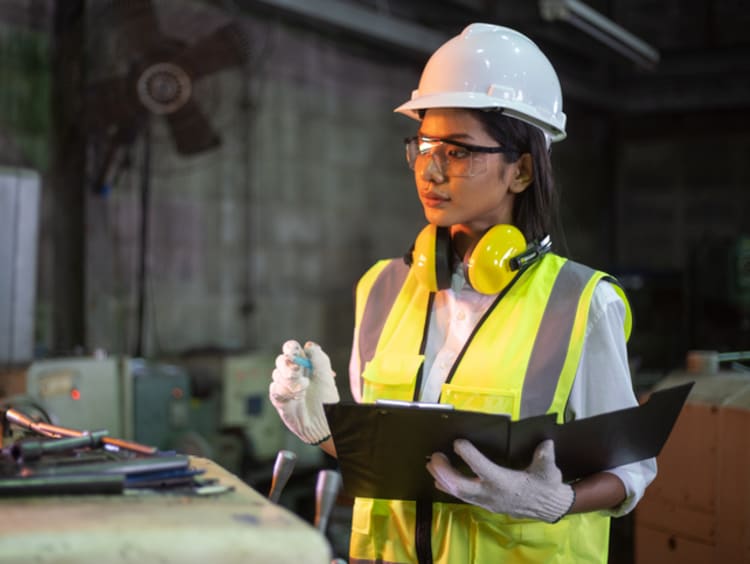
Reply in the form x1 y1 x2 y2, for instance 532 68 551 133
539 0 660 68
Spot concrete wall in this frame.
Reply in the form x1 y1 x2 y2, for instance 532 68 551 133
84 15 424 372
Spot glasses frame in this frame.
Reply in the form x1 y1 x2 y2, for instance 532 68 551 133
404 135 520 177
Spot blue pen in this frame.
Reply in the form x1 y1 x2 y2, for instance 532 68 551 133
292 355 312 370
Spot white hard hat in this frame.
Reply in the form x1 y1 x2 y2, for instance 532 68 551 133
395 23 567 143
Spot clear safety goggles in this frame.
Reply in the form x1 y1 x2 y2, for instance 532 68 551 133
404 135 519 178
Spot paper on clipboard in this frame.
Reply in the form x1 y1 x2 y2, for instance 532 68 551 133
324 382 693 502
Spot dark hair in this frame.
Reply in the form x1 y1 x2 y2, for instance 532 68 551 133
471 110 560 243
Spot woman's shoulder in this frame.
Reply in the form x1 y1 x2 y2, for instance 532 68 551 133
593 278 625 305
550 255 626 306
587 278 630 337
356 257 409 288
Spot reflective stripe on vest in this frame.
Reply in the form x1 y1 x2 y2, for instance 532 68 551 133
521 260 612 418
357 259 410 377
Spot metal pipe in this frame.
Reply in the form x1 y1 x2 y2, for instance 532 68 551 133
539 0 659 68
246 0 447 55
4 408 158 455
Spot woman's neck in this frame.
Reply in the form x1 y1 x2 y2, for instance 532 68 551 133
449 226 484 261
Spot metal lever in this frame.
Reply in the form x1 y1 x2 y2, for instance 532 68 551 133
268 449 297 503
314 469 342 534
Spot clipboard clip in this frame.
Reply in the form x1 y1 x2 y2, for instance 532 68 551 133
375 399 455 411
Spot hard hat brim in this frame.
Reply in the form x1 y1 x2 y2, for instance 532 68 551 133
394 92 567 143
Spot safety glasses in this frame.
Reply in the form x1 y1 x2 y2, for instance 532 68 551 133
404 135 519 178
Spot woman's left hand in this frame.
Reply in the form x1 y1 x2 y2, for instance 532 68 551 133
426 439 575 523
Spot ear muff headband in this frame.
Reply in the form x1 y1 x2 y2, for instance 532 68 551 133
465 224 527 295
412 224 452 291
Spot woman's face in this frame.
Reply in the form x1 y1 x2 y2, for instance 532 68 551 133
414 108 530 236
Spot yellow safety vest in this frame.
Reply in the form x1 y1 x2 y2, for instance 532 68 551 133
348 253 632 564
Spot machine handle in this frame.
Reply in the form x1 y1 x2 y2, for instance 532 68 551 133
268 449 297 503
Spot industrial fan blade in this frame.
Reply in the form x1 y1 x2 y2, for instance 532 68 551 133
110 0 165 59
165 98 221 155
173 21 248 80
86 0 248 161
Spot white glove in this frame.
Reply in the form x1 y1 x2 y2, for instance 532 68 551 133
269 340 340 445
426 439 575 524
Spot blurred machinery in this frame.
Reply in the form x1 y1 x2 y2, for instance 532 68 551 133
25 356 191 451
22 353 324 481
174 351 324 478
634 354 750 563
220 353 291 462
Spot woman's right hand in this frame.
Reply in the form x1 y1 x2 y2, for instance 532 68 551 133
268 340 339 445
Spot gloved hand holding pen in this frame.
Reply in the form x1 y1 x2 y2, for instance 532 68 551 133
269 340 340 445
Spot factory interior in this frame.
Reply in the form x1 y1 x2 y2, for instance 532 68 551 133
1 0 750 562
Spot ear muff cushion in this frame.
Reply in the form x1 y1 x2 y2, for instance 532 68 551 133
466 224 527 295
412 225 453 291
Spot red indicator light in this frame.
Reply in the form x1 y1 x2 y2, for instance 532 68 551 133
70 388 81 400
171 387 184 399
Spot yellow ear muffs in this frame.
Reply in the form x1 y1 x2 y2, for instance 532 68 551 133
411 224 453 291
465 224 527 295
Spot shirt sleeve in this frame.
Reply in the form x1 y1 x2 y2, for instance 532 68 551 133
565 280 658 517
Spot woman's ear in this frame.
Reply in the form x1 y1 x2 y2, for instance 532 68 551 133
510 153 533 194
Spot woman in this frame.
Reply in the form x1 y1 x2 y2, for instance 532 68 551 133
270 23 656 563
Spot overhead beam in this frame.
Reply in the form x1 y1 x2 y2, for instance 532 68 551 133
244 0 447 56
540 0 660 69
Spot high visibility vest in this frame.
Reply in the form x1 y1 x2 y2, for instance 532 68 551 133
348 253 632 564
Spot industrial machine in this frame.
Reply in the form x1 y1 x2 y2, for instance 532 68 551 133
24 352 324 469
220 352 323 469
635 361 750 563
25 356 191 451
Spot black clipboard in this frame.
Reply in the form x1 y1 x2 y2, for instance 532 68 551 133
324 382 693 502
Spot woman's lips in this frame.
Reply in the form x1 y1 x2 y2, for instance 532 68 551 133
422 192 450 208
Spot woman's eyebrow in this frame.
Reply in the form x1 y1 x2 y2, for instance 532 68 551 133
417 131 474 141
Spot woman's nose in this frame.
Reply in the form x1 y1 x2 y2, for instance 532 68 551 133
421 153 446 183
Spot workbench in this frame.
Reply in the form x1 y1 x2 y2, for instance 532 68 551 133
0 456 331 564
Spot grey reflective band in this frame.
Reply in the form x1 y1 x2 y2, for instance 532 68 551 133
520 260 600 418
358 260 410 370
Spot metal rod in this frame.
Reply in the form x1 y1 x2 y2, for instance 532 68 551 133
540 0 660 67
10 430 108 461
4 408 158 455
135 117 152 357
